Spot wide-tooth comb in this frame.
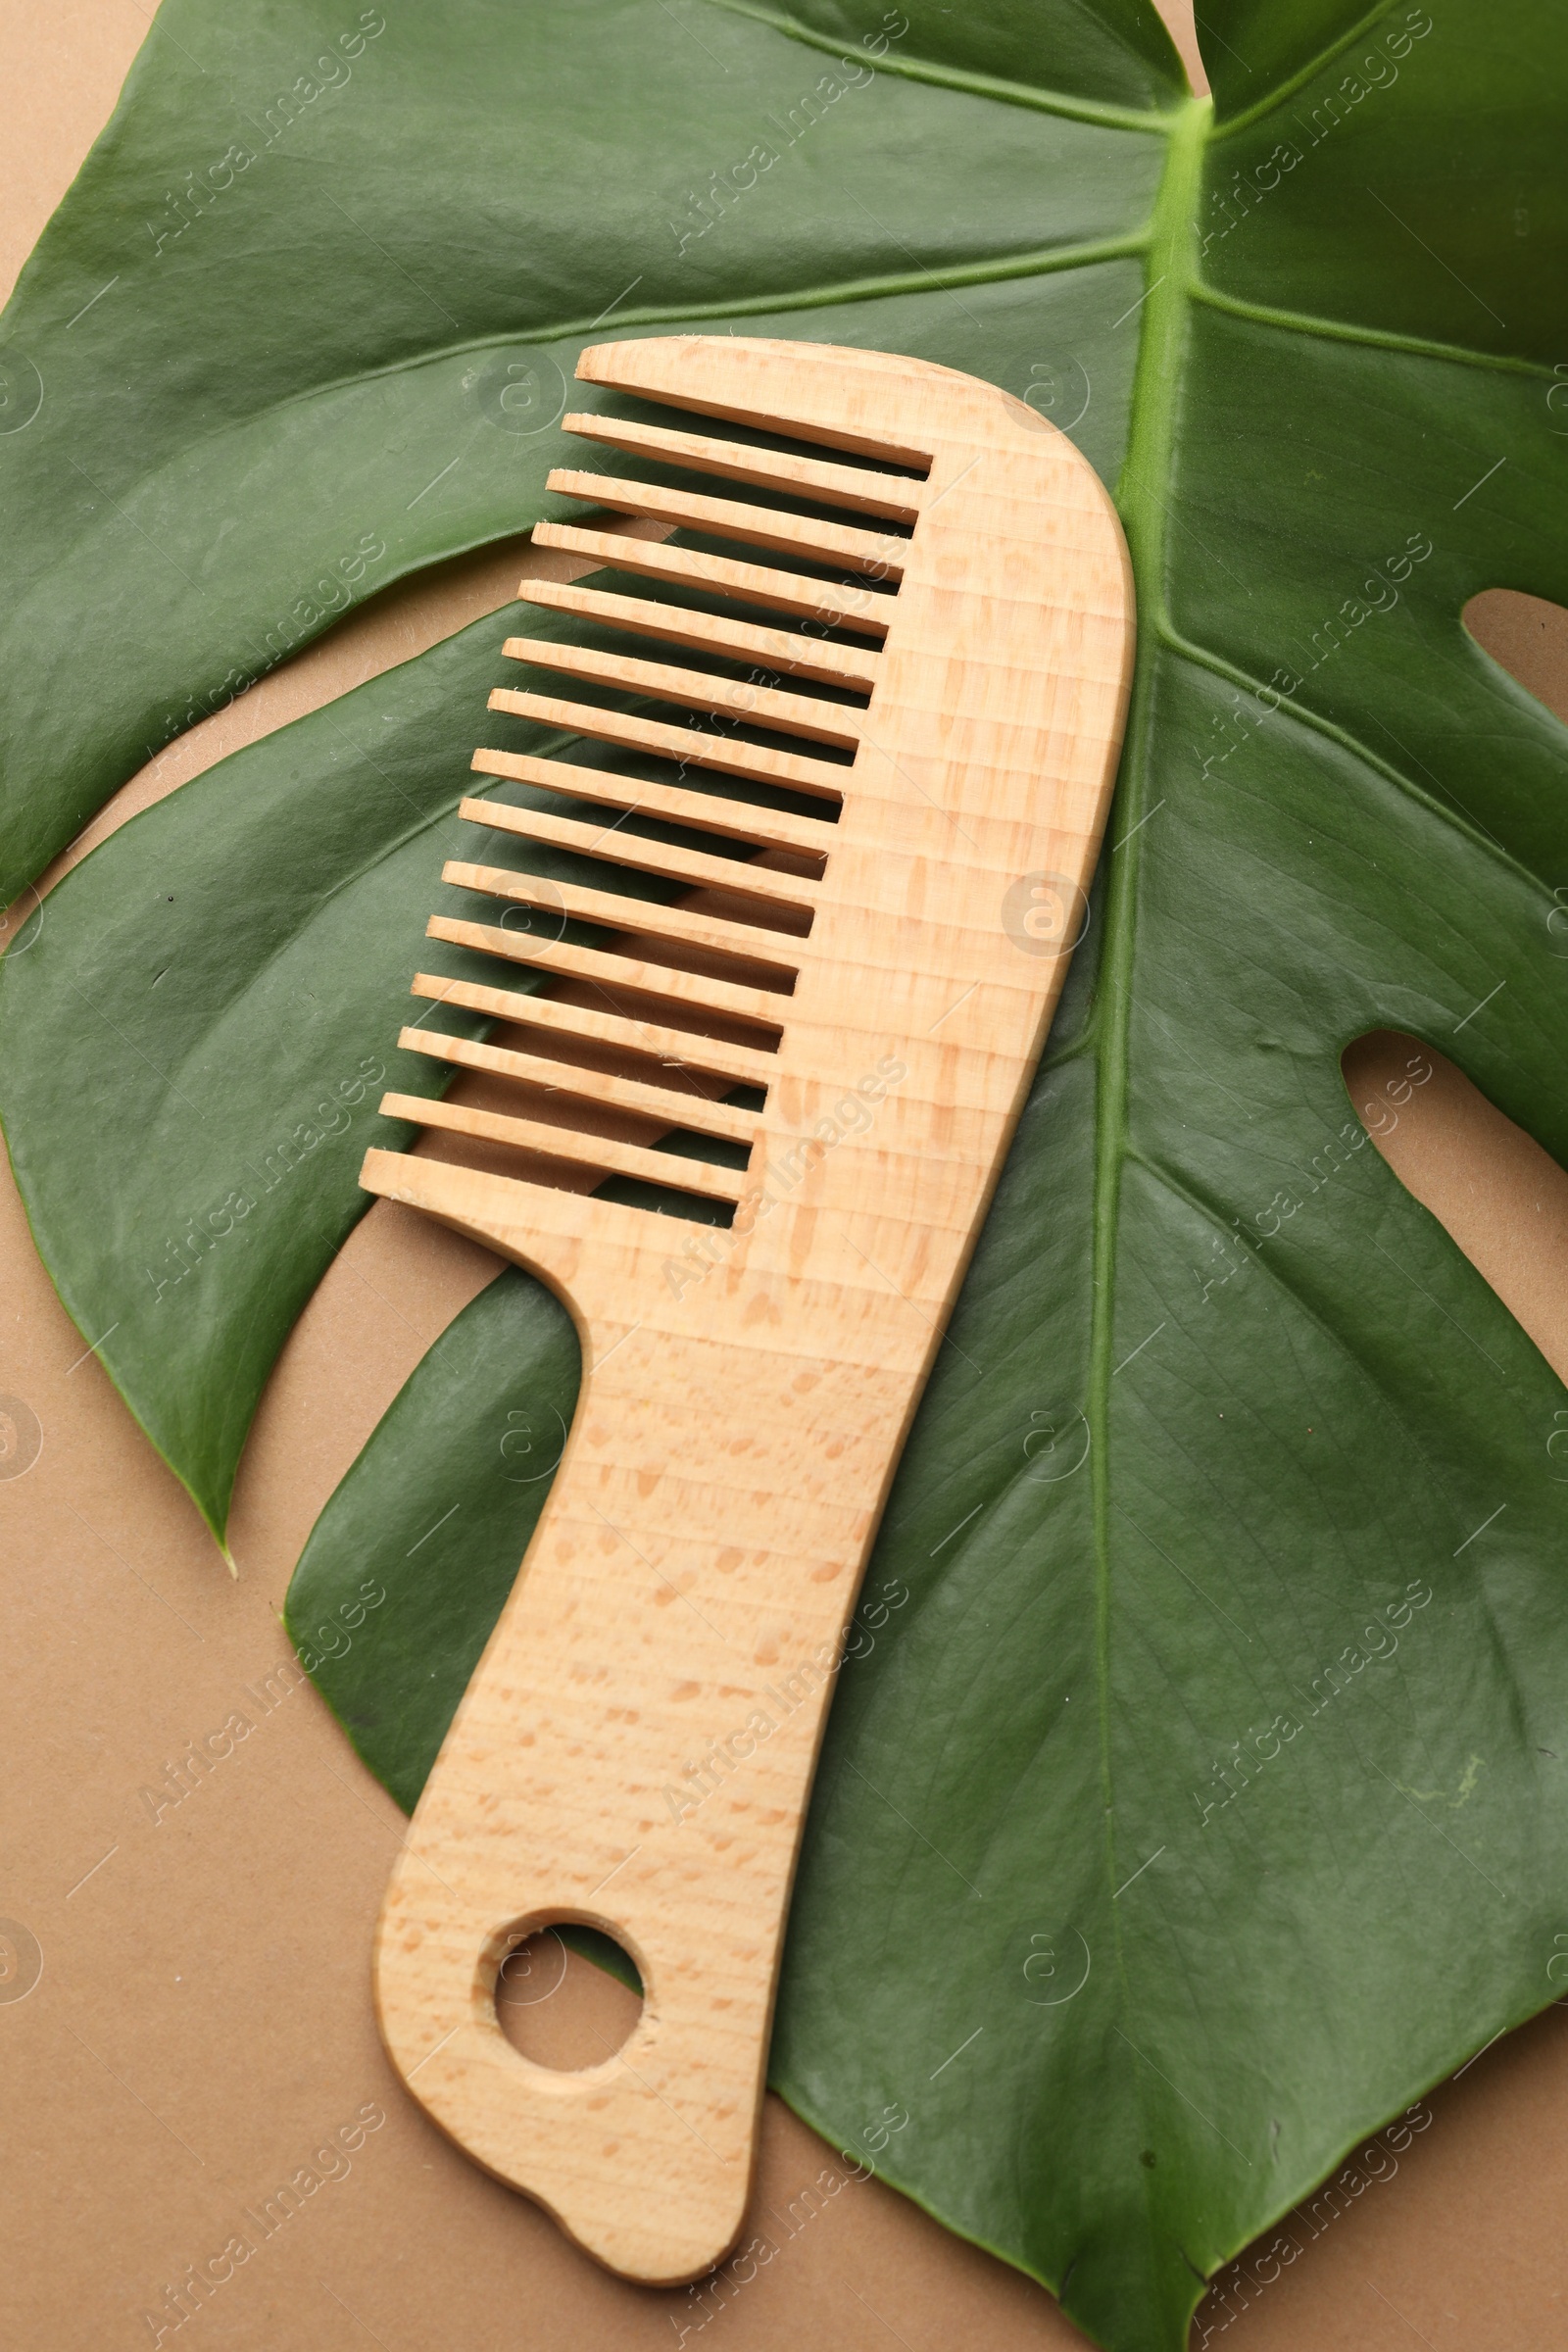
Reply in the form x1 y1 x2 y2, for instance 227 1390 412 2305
360 336 1134 2284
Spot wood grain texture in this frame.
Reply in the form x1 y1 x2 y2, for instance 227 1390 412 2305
359 335 1135 2284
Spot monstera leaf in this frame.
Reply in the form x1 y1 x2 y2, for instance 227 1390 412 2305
3 4 1567 2349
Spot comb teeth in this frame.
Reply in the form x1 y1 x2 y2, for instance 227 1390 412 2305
381 1091 746 1203
528 524 892 637
514 578 883 686
456 799 821 911
423 914 787 1027
381 357 934 1221
500 637 863 750
485 688 849 804
559 412 925 522
510 579 880 688
467 749 835 857
544 469 906 578
441 858 807 964
396 1028 760 1147
408 972 777 1089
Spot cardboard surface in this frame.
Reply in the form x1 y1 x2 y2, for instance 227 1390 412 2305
4 6 1568 2346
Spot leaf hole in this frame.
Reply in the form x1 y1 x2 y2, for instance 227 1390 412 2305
1344 1029 1568 1386
1462 589 1568 727
493 1924 643 2071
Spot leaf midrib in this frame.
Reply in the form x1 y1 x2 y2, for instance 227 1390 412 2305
1075 47 1557 2241
1089 86 1210 2158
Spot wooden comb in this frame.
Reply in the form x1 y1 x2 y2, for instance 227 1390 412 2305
359 335 1134 2282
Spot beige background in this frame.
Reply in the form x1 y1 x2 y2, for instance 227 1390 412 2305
4 5 1568 2347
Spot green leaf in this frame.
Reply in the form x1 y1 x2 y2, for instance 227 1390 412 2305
4 4 1568 2349
0 604 515 1539
285 1268 579 1815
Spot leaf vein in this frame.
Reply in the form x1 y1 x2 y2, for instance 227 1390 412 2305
699 0 1178 132
1191 280 1555 383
